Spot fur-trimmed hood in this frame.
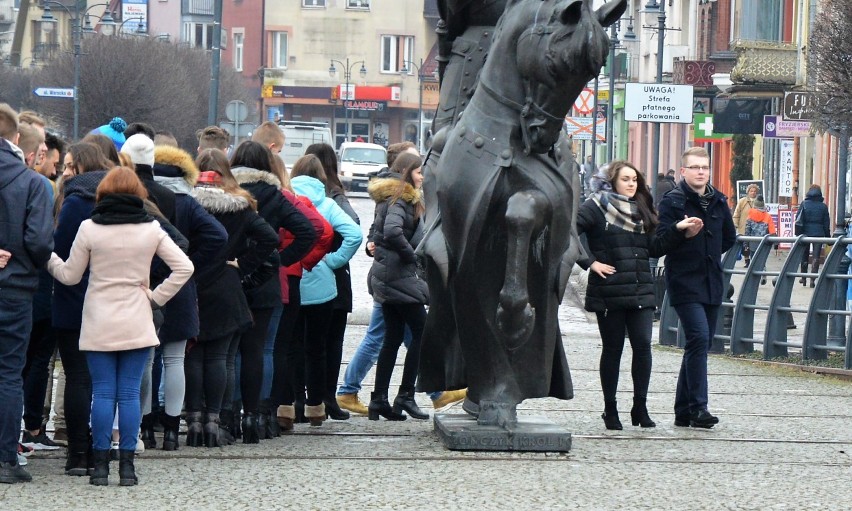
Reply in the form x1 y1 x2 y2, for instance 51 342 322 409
153 145 200 186
191 186 251 213
367 177 422 205
232 166 281 188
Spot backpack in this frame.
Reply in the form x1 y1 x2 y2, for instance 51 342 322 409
745 217 769 238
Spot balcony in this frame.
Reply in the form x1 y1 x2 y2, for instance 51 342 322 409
673 59 716 88
729 39 797 86
182 0 213 16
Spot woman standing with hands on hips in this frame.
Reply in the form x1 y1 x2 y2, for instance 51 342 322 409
46 167 193 486
575 161 703 430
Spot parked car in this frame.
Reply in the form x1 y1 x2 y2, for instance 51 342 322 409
278 121 333 169
338 141 387 195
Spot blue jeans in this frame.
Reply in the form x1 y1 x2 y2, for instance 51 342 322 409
673 303 720 418
338 301 440 400
0 295 33 463
86 348 150 451
261 304 283 401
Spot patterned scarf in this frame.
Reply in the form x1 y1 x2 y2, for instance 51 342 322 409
592 191 644 234
697 184 716 211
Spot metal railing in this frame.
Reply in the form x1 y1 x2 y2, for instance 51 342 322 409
658 234 852 369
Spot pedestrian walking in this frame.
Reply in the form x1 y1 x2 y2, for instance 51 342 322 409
656 147 736 429
732 184 758 267
744 195 776 281
576 161 700 430
46 166 193 486
795 184 831 287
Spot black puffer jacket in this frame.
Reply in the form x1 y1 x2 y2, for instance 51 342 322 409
576 196 681 312
796 187 831 237
368 178 428 305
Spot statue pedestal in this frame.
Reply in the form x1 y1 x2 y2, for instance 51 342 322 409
433 414 572 452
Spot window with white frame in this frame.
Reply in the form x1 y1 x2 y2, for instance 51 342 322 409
381 35 413 73
272 32 288 69
302 0 326 7
183 22 215 49
233 32 244 72
346 0 370 9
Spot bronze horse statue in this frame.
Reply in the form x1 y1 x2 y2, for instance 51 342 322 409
418 0 627 427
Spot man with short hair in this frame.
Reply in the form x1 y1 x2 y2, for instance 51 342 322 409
35 132 63 181
18 112 47 168
0 105 54 483
251 121 285 155
154 131 179 147
124 122 156 141
655 146 736 429
16 124 44 170
196 126 229 153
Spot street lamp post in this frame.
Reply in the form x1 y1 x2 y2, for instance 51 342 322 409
329 58 367 146
606 18 636 162
401 59 424 153
40 3 115 141
643 0 667 201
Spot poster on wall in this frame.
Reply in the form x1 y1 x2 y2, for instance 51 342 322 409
121 0 148 34
735 179 765 200
778 139 794 197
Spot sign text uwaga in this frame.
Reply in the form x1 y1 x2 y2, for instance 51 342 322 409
624 83 694 124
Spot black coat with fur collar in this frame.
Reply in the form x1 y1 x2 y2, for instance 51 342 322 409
191 186 279 340
368 178 428 305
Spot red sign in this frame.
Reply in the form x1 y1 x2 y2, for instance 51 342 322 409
574 88 595 115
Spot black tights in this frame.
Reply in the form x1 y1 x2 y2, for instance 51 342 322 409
184 332 236 414
228 308 273 415
374 303 425 395
272 277 303 408
595 308 653 403
326 309 348 401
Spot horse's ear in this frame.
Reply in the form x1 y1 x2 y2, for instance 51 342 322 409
596 0 628 28
559 0 584 26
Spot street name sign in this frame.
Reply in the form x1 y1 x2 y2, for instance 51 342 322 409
624 83 693 123
33 87 74 98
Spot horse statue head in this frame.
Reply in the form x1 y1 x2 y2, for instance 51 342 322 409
483 0 627 154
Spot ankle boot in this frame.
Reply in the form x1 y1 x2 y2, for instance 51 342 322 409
294 399 309 424
118 450 138 486
368 392 407 421
217 409 235 446
89 449 110 486
630 398 656 428
203 413 220 447
601 400 623 430
231 401 243 439
260 399 280 437
256 410 271 440
185 412 203 447
241 413 260 444
140 413 157 449
276 405 295 433
160 414 181 451
392 390 429 420
65 449 90 477
324 398 351 421
304 403 326 427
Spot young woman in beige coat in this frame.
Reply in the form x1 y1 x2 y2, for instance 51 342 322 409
47 167 193 487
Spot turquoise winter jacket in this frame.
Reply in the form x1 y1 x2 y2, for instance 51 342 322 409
291 176 363 305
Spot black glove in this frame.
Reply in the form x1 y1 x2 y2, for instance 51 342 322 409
151 300 165 331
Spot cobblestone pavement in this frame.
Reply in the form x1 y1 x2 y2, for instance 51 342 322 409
4 197 850 509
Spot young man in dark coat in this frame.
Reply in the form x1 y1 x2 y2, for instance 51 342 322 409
656 147 736 429
0 116 54 483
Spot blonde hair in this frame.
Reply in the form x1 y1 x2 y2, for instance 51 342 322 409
681 147 709 166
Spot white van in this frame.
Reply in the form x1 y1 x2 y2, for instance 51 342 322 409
338 142 387 195
277 121 332 169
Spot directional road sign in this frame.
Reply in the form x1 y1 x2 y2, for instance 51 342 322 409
33 87 74 98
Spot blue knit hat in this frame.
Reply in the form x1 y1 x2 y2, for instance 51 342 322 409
92 117 127 151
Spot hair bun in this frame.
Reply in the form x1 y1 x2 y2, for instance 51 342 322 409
109 117 127 133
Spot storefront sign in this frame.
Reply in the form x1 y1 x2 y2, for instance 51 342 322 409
763 115 812 138
778 139 794 198
344 100 386 112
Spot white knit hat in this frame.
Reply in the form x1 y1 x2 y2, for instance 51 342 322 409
121 133 155 166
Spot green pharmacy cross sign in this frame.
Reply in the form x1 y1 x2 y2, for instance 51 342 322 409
693 113 731 142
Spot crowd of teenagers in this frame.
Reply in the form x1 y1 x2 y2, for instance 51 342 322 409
2 101 745 487
0 104 468 486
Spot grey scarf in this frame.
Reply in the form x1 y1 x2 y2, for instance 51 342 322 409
592 191 644 234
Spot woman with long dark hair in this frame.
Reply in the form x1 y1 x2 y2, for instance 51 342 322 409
228 141 315 441
576 161 699 430
304 143 359 420
367 152 429 421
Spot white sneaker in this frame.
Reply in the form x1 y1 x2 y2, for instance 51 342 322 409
17 453 27 467
135 436 145 455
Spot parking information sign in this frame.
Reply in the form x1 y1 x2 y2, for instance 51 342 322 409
624 83 694 124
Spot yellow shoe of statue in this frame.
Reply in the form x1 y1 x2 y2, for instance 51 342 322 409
336 393 368 415
432 389 468 412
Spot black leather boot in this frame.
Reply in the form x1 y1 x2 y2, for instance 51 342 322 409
256 410 271 440
65 449 89 476
392 391 429 420
185 412 203 447
601 400 623 430
160 414 180 451
241 413 260 444
260 399 280 437
368 392 406 421
140 413 157 449
89 449 110 486
630 398 656 428
218 409 235 446
203 413 220 447
118 450 138 486
324 398 351 421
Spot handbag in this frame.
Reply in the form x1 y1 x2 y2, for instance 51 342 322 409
794 211 804 235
